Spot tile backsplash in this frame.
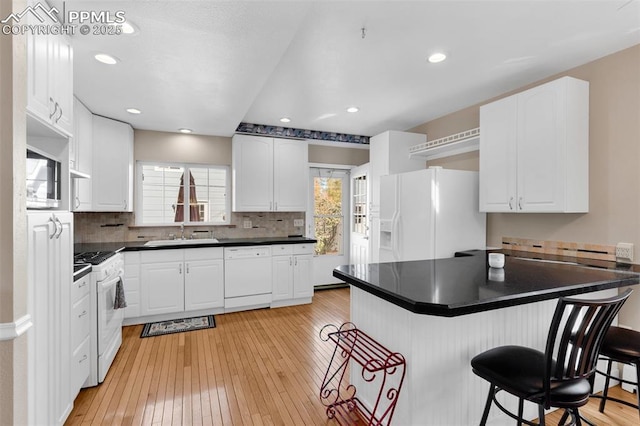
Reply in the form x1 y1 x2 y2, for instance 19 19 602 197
74 211 307 243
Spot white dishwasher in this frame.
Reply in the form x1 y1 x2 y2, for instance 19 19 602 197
224 246 272 310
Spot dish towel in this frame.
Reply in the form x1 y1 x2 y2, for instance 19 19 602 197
114 278 127 309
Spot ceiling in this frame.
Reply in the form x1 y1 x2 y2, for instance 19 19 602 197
56 1 640 138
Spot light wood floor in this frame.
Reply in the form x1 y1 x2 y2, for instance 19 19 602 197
66 288 639 425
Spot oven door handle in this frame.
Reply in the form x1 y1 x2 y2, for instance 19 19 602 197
99 271 124 291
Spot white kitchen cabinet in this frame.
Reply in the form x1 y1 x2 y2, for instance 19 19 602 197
71 97 93 211
479 76 589 213
69 272 91 401
26 0 73 137
140 250 184 316
232 134 308 212
369 131 426 213
27 211 74 426
184 248 224 311
138 247 224 318
273 139 309 211
92 115 134 211
271 244 314 306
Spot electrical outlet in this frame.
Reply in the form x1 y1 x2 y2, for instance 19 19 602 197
293 219 304 227
615 242 634 263
243 220 252 229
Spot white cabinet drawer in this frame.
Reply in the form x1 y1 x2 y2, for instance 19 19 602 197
71 335 91 396
71 293 91 349
71 273 91 303
272 244 293 256
294 243 314 255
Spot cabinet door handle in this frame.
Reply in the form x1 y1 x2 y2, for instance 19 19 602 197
78 310 88 318
49 97 58 119
289 257 292 266
508 197 514 210
179 264 182 274
79 354 88 364
48 217 57 239
124 199 127 210
270 201 273 211
295 257 298 266
186 264 190 274
55 218 64 239
78 281 87 288
518 197 523 210
75 196 81 209
55 103 63 123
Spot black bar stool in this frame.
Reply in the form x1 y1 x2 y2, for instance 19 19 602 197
591 325 640 420
471 289 632 426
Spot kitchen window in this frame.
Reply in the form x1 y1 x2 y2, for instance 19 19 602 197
136 162 230 225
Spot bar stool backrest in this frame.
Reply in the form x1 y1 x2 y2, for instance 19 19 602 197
543 289 633 408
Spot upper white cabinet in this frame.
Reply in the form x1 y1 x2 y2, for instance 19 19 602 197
479 76 589 213
91 116 134 211
369 131 426 212
26 1 73 137
232 134 308 212
71 98 93 211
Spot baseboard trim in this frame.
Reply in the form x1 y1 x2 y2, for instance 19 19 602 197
0 314 33 341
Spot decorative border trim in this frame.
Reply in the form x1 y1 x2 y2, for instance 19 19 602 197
236 122 370 144
0 314 33 341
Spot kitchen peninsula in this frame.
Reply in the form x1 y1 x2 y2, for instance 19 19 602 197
333 251 640 425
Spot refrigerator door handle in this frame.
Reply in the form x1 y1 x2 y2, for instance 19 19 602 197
392 212 401 261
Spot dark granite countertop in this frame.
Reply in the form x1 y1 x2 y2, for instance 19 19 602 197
333 250 640 317
74 236 317 255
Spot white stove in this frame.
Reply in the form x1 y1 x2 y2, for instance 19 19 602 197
74 251 125 387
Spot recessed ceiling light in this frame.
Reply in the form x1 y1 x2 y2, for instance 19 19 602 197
120 21 137 34
126 108 141 114
178 128 193 134
346 106 359 113
428 52 447 64
280 117 291 123
94 53 118 65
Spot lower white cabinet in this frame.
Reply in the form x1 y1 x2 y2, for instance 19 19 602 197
70 273 91 400
184 249 224 311
272 243 314 306
27 211 74 426
138 247 224 317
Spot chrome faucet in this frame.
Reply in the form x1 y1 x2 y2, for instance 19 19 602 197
180 223 185 240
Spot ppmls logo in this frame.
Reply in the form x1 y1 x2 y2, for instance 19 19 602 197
1 2 59 24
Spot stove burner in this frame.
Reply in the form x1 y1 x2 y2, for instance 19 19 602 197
74 251 116 265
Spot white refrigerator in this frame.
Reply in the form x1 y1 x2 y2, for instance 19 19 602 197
379 167 486 262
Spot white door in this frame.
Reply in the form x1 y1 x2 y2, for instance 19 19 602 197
350 164 370 265
308 167 350 285
293 254 313 298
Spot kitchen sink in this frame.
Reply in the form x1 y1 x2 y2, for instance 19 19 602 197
144 238 219 247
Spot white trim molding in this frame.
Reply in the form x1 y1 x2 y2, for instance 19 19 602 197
0 314 33 341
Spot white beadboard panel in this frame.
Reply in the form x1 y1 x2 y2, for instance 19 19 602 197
350 287 618 425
